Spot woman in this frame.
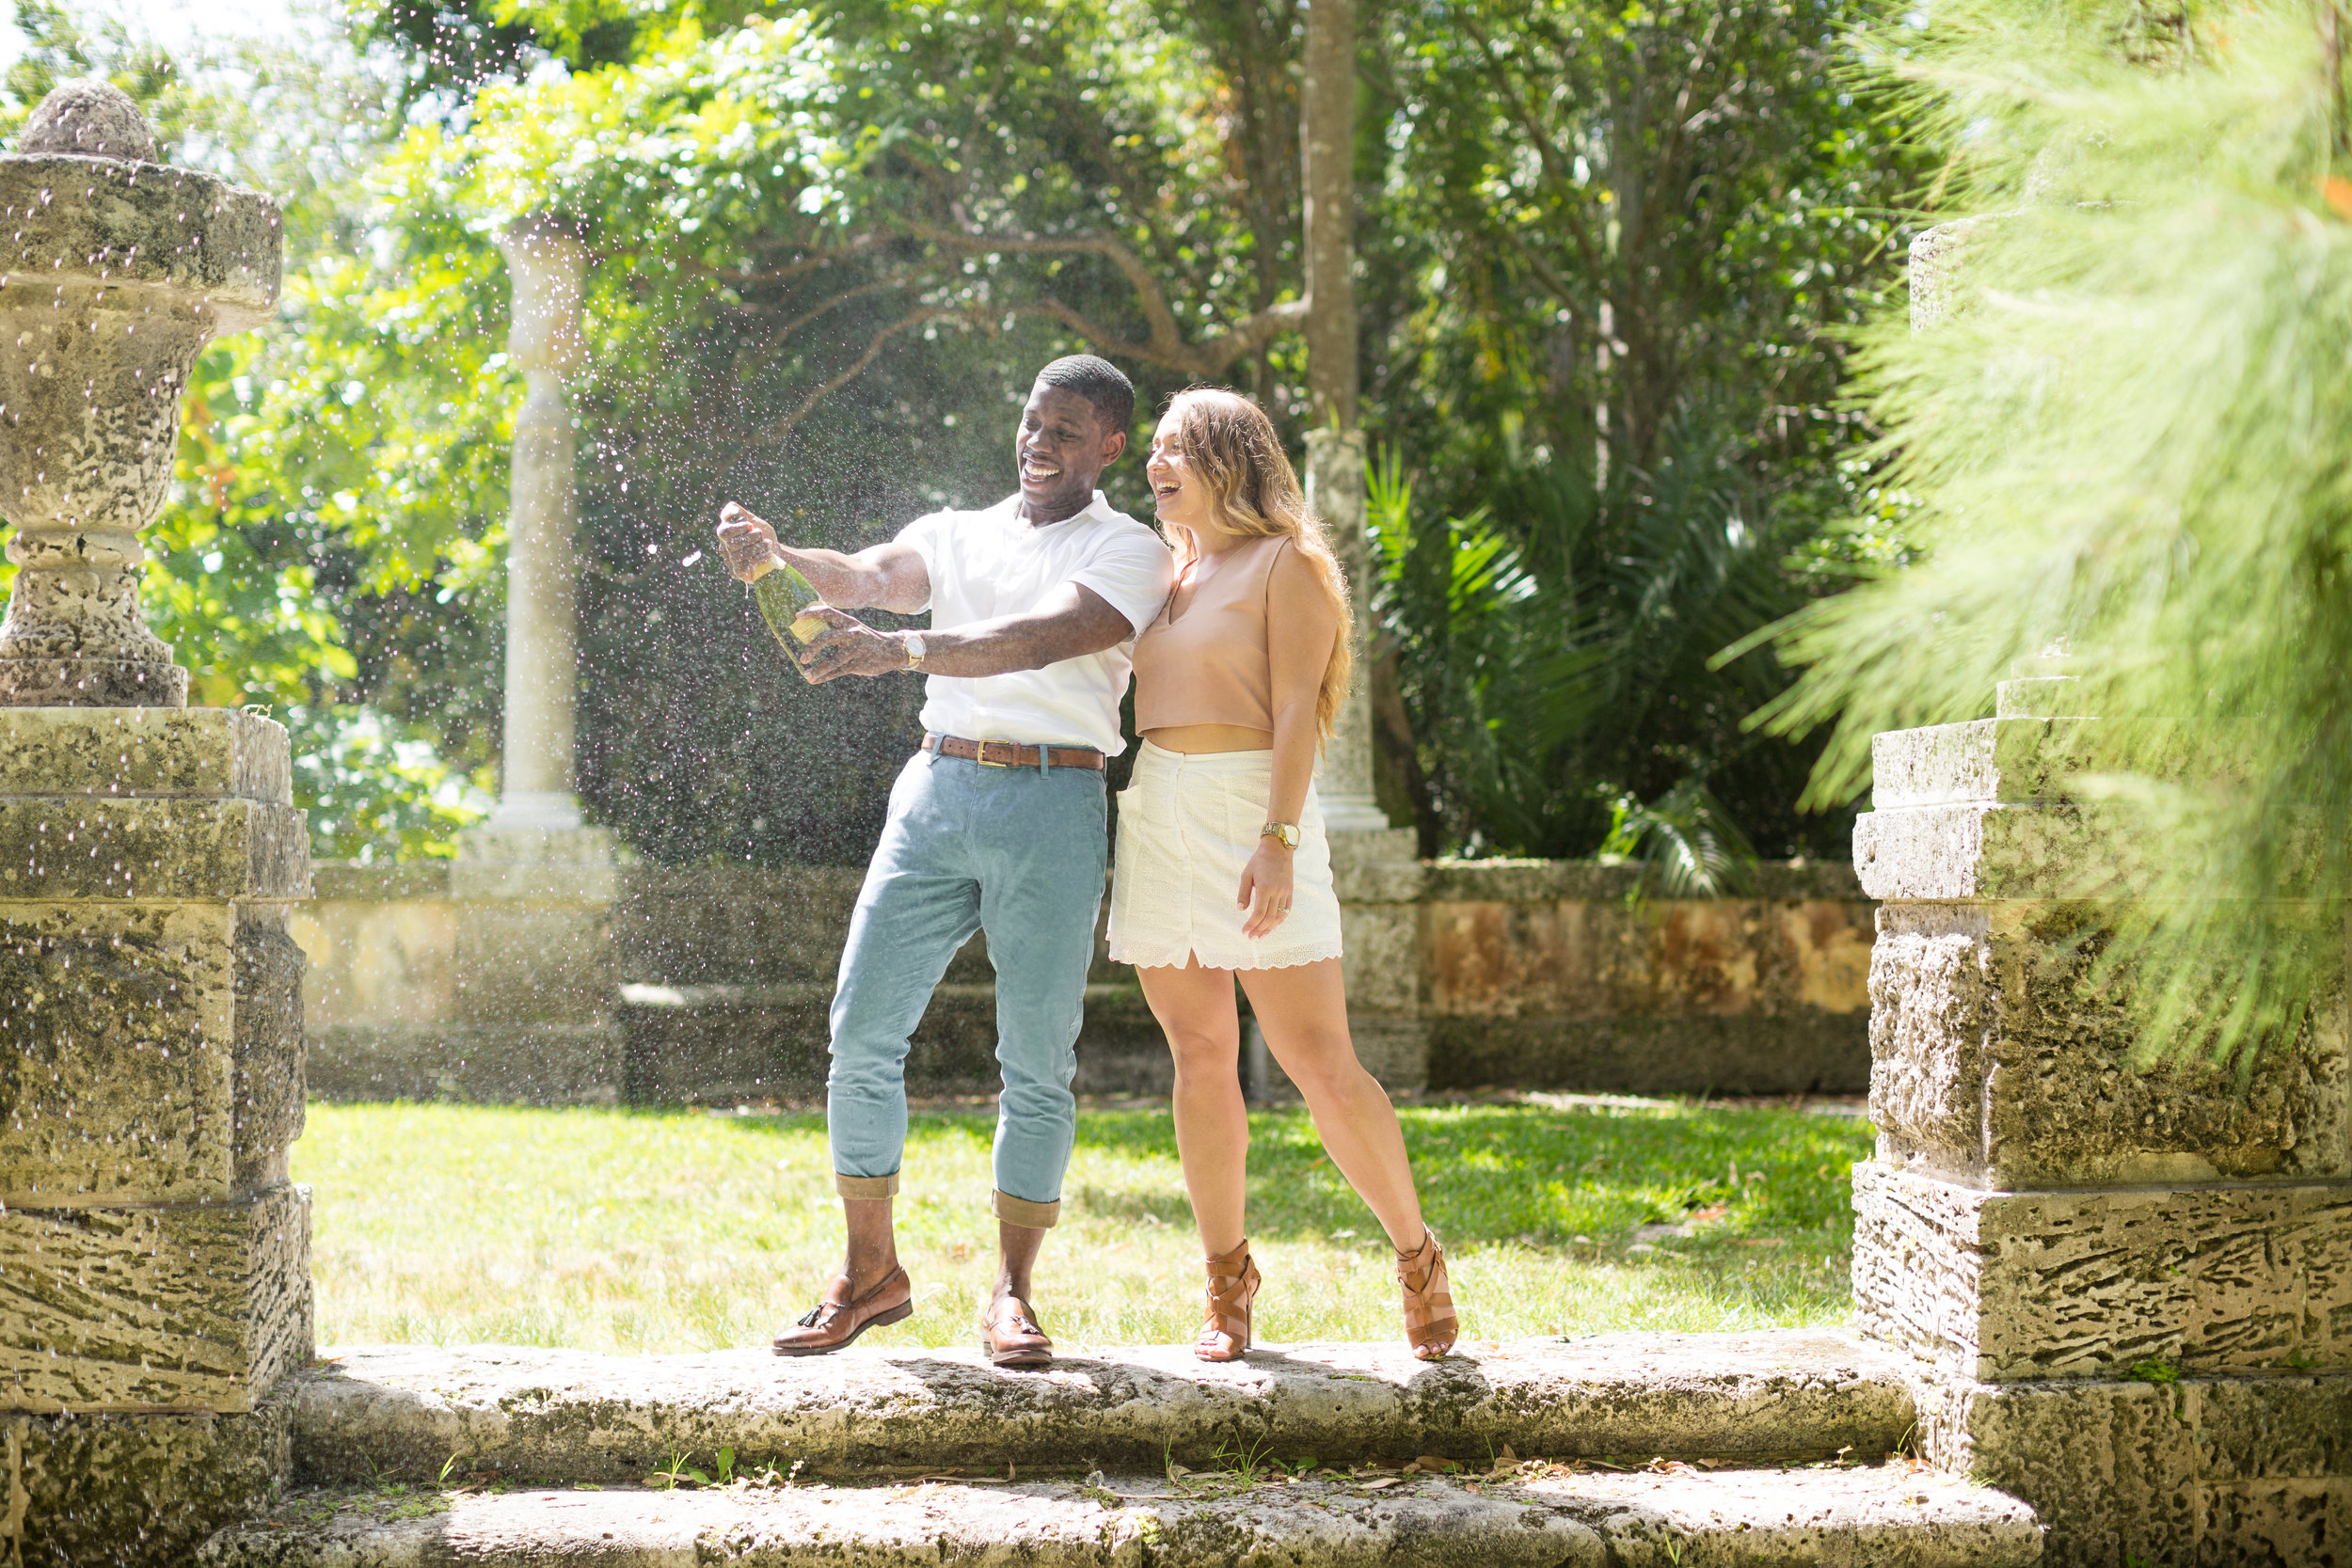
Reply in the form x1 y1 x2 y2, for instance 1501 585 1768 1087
1106 388 1455 1362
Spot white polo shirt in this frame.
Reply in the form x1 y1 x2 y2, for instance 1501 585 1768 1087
897 491 1174 756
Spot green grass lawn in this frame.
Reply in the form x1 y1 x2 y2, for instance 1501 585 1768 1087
295 1096 1872 1354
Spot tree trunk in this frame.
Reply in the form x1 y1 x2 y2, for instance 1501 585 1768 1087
1301 0 1356 431
1299 0 1391 832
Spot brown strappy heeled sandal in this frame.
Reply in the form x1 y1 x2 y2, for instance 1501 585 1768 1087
1396 1230 1457 1360
1196 1239 1261 1363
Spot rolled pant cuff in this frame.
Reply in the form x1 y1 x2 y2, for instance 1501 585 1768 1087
834 1171 900 1200
991 1189 1060 1228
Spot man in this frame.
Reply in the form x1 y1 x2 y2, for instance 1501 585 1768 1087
715 355 1171 1366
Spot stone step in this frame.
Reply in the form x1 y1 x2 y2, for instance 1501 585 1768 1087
295 1330 1916 1485
199 1465 2042 1566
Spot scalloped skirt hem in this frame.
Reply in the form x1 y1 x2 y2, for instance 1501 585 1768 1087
1105 740 1345 975
1107 940 1345 974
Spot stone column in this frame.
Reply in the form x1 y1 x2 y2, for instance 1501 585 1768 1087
442 214 622 1105
487 216 588 835
1303 431 1426 1093
0 84 308 1564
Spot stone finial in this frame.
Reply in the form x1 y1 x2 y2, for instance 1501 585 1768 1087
17 78 159 161
0 81 279 707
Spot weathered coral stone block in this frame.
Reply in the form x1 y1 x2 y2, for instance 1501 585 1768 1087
0 707 290 802
0 1183 310 1412
1868 716 2243 811
1867 902 2348 1187
0 795 308 901
1852 1162 2352 1383
9 1387 293 1568
1910 1370 2352 1568
0 902 303 1204
1854 800 2148 902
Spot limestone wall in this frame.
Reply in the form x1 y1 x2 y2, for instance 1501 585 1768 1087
292 854 1872 1104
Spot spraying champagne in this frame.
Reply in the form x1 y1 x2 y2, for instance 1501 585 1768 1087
720 502 832 672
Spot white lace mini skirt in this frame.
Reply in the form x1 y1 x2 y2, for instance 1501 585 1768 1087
1106 740 1344 972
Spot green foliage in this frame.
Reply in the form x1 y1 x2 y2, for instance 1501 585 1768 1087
1355 0 1926 856
0 0 1925 863
1761 0 2352 1072
1367 433 1849 862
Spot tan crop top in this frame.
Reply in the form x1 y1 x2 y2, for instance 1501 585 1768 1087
1131 533 1290 733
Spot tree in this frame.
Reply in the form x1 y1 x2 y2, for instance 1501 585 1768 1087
1353 0 1923 858
1760 0 2352 1071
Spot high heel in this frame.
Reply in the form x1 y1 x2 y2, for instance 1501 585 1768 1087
1396 1230 1457 1360
1196 1239 1261 1362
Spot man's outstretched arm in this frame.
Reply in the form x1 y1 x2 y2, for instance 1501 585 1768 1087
792 582 1133 687
715 503 930 615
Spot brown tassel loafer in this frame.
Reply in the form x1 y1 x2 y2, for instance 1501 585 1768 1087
978 1292 1055 1368
772 1266 914 1356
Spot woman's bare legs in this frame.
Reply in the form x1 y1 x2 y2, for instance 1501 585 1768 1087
1136 958 1251 1256
1140 955 1426 1257
1240 958 1428 1252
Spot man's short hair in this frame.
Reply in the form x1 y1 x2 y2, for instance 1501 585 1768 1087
1035 355 1136 436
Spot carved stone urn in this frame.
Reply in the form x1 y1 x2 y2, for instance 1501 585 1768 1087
0 79 281 705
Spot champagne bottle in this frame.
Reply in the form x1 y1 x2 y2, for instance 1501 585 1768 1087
722 502 831 670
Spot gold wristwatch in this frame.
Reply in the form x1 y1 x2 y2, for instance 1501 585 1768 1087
1261 821 1300 849
904 633 927 671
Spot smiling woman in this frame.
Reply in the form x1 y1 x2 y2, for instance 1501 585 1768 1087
294 1098 1870 1354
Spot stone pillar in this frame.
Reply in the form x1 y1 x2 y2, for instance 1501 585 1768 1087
1299 431 1426 1092
1851 687 2352 1568
1850 220 2352 1568
487 216 588 835
0 84 308 1565
442 214 622 1104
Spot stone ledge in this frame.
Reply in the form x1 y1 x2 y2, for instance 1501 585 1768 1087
292 1331 1919 1483
0 707 291 802
197 1465 2042 1567
1420 859 1865 903
310 862 451 900
447 862 622 903
0 797 309 899
1911 1370 2352 1568
304 1023 625 1107
0 1182 311 1412
1851 1162 2352 1383
1428 1014 1869 1096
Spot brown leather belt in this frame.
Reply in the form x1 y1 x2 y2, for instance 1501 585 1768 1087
923 733 1105 771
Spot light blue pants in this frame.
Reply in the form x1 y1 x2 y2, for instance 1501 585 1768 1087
826 748 1107 1227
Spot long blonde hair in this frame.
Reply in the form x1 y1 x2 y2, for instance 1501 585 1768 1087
1160 387 1353 740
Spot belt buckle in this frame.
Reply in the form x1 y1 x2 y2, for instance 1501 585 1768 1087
975 739 1013 768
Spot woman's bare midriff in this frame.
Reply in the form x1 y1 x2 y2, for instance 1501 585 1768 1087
1142 723 1275 754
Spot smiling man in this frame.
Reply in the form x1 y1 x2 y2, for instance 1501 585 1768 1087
715 356 1171 1365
